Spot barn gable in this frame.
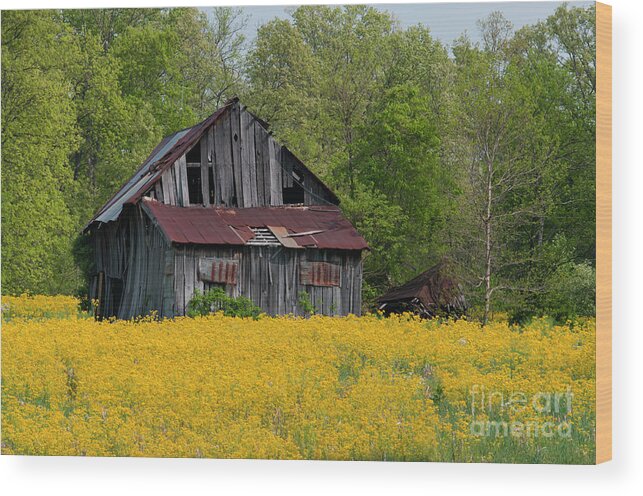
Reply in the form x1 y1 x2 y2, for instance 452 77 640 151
86 98 338 230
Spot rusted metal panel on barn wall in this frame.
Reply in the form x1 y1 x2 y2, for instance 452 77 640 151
198 258 239 285
299 261 341 287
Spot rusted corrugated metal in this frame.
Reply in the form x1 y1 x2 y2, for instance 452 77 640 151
299 261 341 287
198 258 239 285
377 260 467 318
141 199 369 251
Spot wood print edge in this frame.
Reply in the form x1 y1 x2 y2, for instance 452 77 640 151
595 1 612 464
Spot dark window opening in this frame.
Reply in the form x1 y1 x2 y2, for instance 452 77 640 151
186 143 201 164
208 166 215 204
283 168 305 204
187 166 203 204
283 185 304 204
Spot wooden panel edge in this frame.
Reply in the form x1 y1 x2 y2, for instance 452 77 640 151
595 1 612 465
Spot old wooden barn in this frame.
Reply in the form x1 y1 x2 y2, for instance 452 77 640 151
84 98 368 319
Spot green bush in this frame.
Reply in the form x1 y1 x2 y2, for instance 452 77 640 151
187 288 262 320
543 261 596 322
297 291 316 316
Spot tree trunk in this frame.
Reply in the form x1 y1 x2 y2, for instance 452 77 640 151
482 158 493 326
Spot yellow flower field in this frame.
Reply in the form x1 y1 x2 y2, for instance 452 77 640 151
1 296 595 463
2 294 87 321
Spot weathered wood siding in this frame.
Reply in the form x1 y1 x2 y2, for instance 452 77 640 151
153 101 336 208
91 211 362 319
172 243 363 317
91 206 175 320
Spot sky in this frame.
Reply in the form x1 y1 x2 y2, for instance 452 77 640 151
202 1 593 49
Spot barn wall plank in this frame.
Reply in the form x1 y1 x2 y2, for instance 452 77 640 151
221 110 234 206
178 156 189 207
254 121 266 206
269 138 283 205
214 117 227 206
239 107 253 207
230 102 243 207
260 129 271 205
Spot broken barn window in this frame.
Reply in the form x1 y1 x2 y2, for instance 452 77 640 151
187 165 203 205
283 168 305 204
185 143 201 164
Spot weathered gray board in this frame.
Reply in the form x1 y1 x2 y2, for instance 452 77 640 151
91 206 175 320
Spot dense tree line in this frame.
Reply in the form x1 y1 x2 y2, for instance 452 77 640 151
1 5 596 322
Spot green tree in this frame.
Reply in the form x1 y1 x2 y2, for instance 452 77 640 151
351 84 453 289
247 5 397 192
1 11 81 293
450 14 557 324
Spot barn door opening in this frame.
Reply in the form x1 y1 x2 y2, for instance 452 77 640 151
109 277 124 318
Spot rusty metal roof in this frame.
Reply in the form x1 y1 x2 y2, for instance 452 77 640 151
377 260 467 311
85 103 232 229
141 199 368 251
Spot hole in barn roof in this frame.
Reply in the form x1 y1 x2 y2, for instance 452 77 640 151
247 227 280 246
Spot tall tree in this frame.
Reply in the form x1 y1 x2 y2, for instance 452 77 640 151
1 11 81 293
247 5 396 193
450 14 556 324
349 84 452 289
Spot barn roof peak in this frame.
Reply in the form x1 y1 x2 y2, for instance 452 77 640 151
84 98 338 231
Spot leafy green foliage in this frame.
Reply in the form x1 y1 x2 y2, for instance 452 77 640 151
187 288 262 320
1 11 82 294
543 262 596 323
297 291 316 316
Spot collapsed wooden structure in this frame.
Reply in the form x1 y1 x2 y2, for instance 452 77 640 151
84 98 368 319
377 261 467 318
